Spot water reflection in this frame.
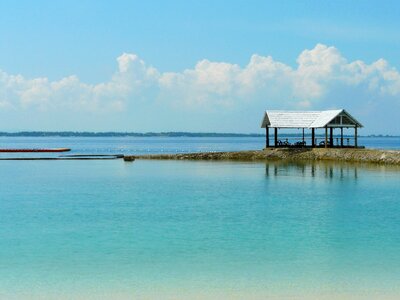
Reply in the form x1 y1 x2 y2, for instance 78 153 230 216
264 161 379 180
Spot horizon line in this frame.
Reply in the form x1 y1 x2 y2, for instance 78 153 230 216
0 131 398 138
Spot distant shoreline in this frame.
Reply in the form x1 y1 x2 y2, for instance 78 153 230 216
0 132 398 138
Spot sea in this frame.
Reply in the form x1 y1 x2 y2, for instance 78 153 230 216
0 136 399 299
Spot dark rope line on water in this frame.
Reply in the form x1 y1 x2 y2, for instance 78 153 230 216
59 154 125 158
0 155 126 160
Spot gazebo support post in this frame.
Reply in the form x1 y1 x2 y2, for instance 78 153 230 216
355 126 358 148
325 126 328 148
340 128 343 147
330 127 334 147
266 127 269 148
274 128 278 147
311 128 315 147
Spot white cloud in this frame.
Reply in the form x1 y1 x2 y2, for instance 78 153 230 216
159 44 400 110
0 43 399 115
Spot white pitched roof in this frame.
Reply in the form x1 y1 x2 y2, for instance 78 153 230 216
309 110 343 127
261 109 363 128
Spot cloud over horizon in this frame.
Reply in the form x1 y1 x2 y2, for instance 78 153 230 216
0 44 399 133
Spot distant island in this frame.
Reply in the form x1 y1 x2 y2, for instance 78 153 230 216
0 131 262 137
0 131 398 138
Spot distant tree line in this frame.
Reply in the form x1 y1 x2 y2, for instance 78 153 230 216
0 131 264 137
0 132 397 137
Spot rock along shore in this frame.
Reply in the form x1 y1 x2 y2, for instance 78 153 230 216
125 148 400 165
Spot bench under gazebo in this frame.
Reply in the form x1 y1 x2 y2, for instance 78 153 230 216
261 109 363 148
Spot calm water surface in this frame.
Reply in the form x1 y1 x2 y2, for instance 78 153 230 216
0 158 399 299
0 136 398 158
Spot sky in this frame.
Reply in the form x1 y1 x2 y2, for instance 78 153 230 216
0 0 399 134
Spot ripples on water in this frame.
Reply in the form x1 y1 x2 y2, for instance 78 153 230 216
0 136 399 298
0 157 399 299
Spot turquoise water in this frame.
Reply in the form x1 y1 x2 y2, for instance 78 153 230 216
0 159 400 299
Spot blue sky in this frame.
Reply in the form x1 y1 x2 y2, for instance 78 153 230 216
0 0 399 134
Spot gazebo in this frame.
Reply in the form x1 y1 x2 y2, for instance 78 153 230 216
261 109 363 148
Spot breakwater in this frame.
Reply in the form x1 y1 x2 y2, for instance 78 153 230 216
126 148 400 165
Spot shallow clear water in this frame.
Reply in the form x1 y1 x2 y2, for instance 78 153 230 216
0 158 399 299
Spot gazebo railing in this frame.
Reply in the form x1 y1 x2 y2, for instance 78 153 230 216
267 136 359 147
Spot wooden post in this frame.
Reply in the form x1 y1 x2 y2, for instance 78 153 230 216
325 126 328 148
302 128 305 143
274 128 278 147
266 127 269 148
355 126 358 148
340 127 343 147
330 127 333 147
311 128 315 147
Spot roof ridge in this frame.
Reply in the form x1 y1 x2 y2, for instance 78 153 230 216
265 109 342 113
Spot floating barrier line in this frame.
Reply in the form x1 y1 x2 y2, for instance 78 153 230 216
0 154 126 160
59 154 124 158
0 148 71 153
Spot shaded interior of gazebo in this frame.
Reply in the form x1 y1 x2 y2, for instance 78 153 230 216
261 109 363 148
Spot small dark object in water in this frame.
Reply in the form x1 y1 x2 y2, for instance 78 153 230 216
123 156 135 162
